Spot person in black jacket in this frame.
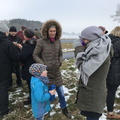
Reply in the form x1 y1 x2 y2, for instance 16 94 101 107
8 26 23 87
0 22 19 118
106 26 120 118
20 29 37 105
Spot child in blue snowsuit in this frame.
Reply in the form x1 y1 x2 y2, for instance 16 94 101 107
29 63 56 120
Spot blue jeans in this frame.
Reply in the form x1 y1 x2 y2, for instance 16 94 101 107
36 116 44 120
56 85 66 109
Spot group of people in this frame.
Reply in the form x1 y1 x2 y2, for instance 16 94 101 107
0 20 71 120
0 19 120 120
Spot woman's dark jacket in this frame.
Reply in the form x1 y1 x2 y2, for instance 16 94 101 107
20 38 37 81
107 34 120 85
0 32 19 82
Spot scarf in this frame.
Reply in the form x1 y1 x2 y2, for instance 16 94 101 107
50 37 55 42
36 76 49 84
76 35 111 85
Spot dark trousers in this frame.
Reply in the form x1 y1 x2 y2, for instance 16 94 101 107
87 118 99 120
106 85 119 112
9 62 22 86
27 79 31 100
81 111 101 120
0 80 9 115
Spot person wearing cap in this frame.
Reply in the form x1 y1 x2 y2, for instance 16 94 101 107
20 28 37 105
0 22 19 117
8 26 23 87
73 26 111 120
29 63 55 120
33 19 71 119
106 26 120 118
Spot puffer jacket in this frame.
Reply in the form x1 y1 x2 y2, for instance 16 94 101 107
31 76 51 118
33 20 63 86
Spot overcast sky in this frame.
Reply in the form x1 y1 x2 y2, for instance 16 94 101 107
0 0 120 33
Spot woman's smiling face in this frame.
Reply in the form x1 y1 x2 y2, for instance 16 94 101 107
48 27 56 38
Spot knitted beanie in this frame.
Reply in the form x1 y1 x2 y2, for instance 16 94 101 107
0 22 9 33
80 26 103 41
9 26 17 32
29 63 47 77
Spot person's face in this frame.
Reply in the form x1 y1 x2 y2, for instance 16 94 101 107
83 39 90 44
41 70 47 77
48 27 56 38
5 32 9 36
9 31 17 36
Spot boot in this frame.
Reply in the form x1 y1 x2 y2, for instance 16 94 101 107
62 107 71 119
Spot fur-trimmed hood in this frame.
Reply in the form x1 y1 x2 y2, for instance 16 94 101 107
41 19 62 40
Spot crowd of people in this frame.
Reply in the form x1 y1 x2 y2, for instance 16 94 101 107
0 20 120 120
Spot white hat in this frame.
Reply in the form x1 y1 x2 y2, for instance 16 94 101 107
0 22 9 33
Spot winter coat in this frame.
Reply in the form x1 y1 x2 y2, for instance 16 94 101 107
8 34 23 71
74 39 111 114
8 34 22 44
31 76 51 118
106 35 120 85
8 34 23 52
20 38 37 81
33 20 63 86
0 32 19 82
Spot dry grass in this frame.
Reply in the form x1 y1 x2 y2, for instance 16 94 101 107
61 43 74 50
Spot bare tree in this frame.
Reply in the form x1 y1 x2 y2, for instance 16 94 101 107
111 4 120 22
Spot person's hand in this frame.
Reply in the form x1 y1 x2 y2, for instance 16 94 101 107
13 42 22 49
49 89 56 95
16 43 22 49
13 42 18 45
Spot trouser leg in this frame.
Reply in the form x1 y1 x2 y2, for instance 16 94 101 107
106 85 118 112
27 79 31 100
15 64 22 86
56 86 66 109
0 80 9 115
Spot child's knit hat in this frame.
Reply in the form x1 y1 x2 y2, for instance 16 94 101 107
29 63 47 77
